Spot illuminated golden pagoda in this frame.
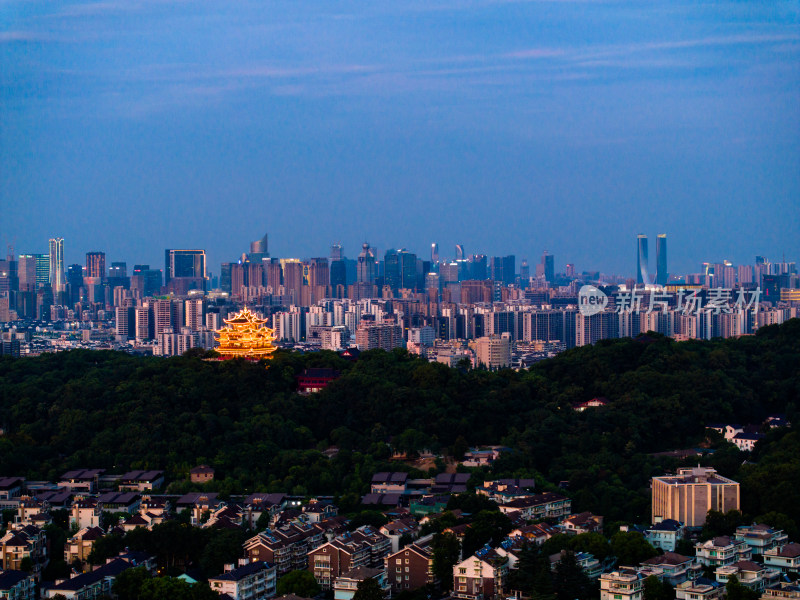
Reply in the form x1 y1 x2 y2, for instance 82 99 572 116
215 307 277 360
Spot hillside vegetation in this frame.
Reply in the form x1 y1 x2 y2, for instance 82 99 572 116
1 319 798 526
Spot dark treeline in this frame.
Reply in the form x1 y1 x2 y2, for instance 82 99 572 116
0 320 798 526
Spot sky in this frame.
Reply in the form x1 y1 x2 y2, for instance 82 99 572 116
2 0 799 278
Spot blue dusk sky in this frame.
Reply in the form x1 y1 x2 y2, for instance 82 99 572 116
1 0 798 277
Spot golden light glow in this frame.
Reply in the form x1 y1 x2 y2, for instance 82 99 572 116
215 306 277 359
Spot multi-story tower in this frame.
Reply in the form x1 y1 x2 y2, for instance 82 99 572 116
85 252 106 280
431 243 439 264
48 238 65 292
185 299 203 331
357 243 376 284
652 467 739 527
637 234 649 285
164 249 206 284
475 334 512 369
455 244 465 261
656 234 668 285
17 254 38 291
281 260 304 304
541 251 554 283
34 253 50 287
250 233 268 261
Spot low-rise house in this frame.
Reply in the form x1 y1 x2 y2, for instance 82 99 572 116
762 582 800 600
118 470 165 492
734 524 789 555
384 538 436 595
69 498 101 530
0 569 36 600
732 432 765 452
242 493 286 529
431 473 471 495
476 479 536 504
34 490 73 510
706 424 744 441
370 473 408 495
764 542 800 574
639 552 701 586
599 569 644 600
304 500 338 523
42 557 132 599
15 498 48 528
58 469 104 493
189 465 215 484
509 523 560 546
561 512 603 535
176 492 223 525
308 526 390 590
461 447 506 468
0 478 24 500
574 397 609 412
296 368 340 394
97 491 141 514
207 560 277 600
452 547 509 600
64 526 105 566
204 505 245 530
0 525 48 576
333 567 388 600
549 550 602 580
715 560 780 593
380 518 419 553
645 519 684 552
675 577 724 600
244 519 325 575
695 536 752 568
497 492 572 520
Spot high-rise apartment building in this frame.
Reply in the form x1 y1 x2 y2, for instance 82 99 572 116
475 333 512 369
637 234 649 285
86 252 106 279
656 234 668 286
185 299 204 331
355 321 403 351
651 467 740 527
48 238 65 292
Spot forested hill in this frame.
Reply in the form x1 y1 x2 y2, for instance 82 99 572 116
0 319 798 525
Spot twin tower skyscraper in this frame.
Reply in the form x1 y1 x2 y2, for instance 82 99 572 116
637 233 668 285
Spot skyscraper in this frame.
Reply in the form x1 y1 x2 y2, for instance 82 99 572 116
637 234 649 285
541 251 554 283
455 244 465 261
86 251 106 279
48 238 65 292
164 249 206 285
431 243 439 264
357 243 376 283
656 234 668 286
34 253 50 287
250 233 268 256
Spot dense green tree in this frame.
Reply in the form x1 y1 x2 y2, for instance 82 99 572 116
610 532 658 566
277 570 321 598
552 552 594 600
643 575 673 600
725 575 759 600
114 566 151 600
352 577 386 600
432 532 461 590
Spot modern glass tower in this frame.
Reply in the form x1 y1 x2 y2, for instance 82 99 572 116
636 234 649 285
656 234 668 286
48 238 65 292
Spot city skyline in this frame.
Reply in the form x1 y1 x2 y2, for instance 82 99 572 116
3 231 798 283
2 1 799 276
